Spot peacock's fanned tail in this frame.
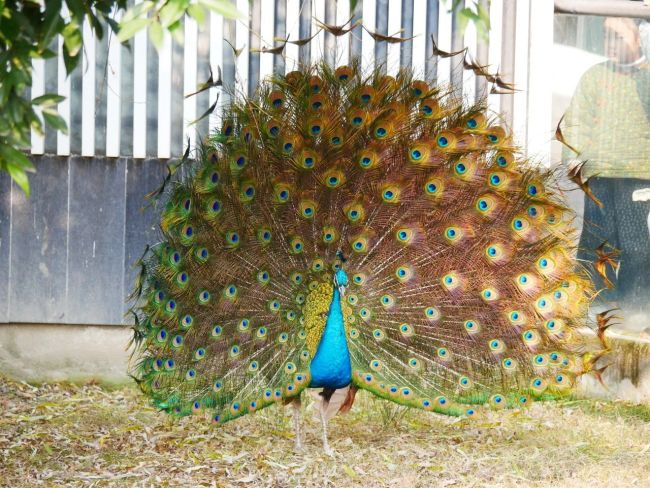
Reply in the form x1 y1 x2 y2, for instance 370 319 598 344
130 63 596 424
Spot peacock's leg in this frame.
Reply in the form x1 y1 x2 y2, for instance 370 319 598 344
319 404 334 456
291 397 303 450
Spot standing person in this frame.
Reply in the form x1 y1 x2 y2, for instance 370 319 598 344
562 17 650 314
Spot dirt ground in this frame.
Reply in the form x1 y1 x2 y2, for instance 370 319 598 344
1 376 649 487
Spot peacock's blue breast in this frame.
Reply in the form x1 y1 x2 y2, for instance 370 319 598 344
309 287 352 389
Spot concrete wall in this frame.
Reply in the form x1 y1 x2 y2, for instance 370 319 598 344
0 324 131 384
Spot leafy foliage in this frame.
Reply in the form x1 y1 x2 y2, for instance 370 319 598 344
0 0 127 195
117 0 244 49
0 0 240 196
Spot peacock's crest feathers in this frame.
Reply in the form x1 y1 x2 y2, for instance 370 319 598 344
130 62 596 424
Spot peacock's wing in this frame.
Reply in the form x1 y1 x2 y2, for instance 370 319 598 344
131 63 595 424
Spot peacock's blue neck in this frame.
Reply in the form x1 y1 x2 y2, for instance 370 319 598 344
308 286 352 389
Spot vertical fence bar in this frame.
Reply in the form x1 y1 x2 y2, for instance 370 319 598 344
324 0 337 66
196 17 212 139
375 0 389 73
106 28 122 157
171 29 185 157
30 58 45 154
223 6 237 105
236 0 250 95
424 0 439 83
400 0 414 68
349 0 363 62
43 38 58 154
184 16 198 151
145 22 159 157
274 0 287 74
82 20 96 156
299 0 312 67
209 10 223 133
475 0 490 101
121 3 135 157
57 33 71 155
450 0 465 97
249 0 262 94
95 25 110 156
500 0 516 126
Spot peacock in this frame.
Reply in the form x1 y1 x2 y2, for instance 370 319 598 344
129 61 602 455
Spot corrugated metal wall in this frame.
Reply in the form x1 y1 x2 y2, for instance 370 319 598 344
0 0 547 325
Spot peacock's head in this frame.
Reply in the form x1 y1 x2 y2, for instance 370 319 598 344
334 268 349 297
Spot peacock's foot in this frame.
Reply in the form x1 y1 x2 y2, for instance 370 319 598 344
322 444 335 457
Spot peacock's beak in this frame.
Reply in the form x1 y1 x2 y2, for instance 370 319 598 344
338 285 346 297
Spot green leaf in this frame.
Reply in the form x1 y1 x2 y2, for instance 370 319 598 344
42 108 69 134
62 21 83 57
0 143 35 173
117 17 151 43
159 0 190 28
32 94 66 107
187 4 206 25
349 0 359 12
149 21 164 51
5 162 30 196
63 49 81 74
121 0 155 24
198 0 245 19
168 19 184 45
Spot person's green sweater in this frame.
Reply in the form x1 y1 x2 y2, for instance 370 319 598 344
562 60 650 179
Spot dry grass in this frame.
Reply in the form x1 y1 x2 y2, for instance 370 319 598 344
1 376 649 488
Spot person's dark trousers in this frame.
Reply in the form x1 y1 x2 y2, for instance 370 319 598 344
577 176 650 312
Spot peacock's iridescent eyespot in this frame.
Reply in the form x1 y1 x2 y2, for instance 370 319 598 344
370 359 382 371
268 300 281 313
502 357 516 370
172 334 183 348
283 142 294 153
198 290 210 304
372 328 385 341
424 306 440 320
437 136 449 147
467 118 478 129
489 338 505 353
165 359 175 370
496 155 508 167
194 348 206 360
258 228 272 244
459 376 472 389
375 126 388 138
225 231 240 248
331 136 342 146
176 271 189 286
489 173 502 186
229 345 241 358
488 134 499 143
195 247 209 262
211 325 223 338
278 332 289 344
165 299 177 313
380 294 395 308
257 270 270 284
224 284 238 299
156 329 168 343
256 326 268 339
411 149 422 160
464 320 480 334
455 162 467 175
352 116 363 126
